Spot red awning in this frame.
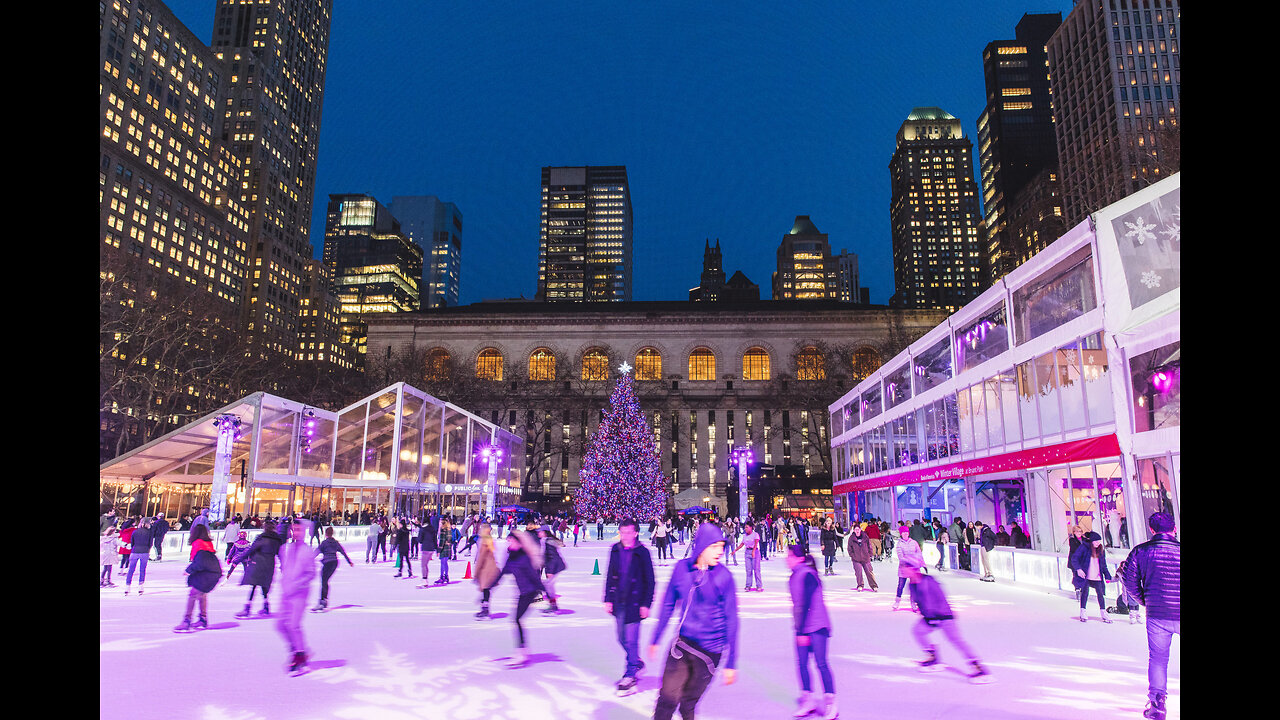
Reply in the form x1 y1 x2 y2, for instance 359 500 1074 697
833 434 1121 495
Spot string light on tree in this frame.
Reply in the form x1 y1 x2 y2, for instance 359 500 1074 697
574 371 667 523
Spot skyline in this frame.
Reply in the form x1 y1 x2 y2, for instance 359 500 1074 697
164 0 1073 307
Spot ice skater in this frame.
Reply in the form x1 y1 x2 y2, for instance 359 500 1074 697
904 563 991 683
151 514 169 561
174 524 222 633
494 530 545 668
364 521 379 563
648 523 739 720
786 544 837 719
100 527 119 587
1071 531 1113 623
435 517 453 584
277 519 319 676
313 526 354 612
602 519 655 696
392 519 414 578
892 525 923 612
846 523 878 592
230 521 283 618
124 517 153 595
1118 512 1180 720
538 524 567 613
472 524 500 619
736 522 763 592
418 514 439 587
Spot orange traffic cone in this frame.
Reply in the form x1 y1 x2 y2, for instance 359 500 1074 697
463 561 472 580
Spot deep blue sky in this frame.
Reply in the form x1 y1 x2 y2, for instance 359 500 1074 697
167 1 1071 306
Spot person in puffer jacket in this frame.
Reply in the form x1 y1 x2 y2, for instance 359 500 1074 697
648 523 739 720
174 524 222 633
893 524 924 612
276 519 319 675
903 563 991 683
1118 512 1180 720
786 544 837 720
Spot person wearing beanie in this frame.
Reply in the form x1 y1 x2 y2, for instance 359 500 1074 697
893 524 924 612
649 523 739 720
174 523 221 633
1119 512 1180 720
1071 530 1113 623
786 544 838 719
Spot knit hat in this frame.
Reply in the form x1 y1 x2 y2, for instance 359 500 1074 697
898 525 911 535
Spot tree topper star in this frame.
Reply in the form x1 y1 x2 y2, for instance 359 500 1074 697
618 361 632 375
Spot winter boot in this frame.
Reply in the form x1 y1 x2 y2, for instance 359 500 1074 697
235 603 252 619
1130 606 1142 625
821 693 839 719
968 660 993 684
1142 694 1166 720
792 691 820 717
259 601 271 617
891 597 901 611
917 648 943 672
1078 608 1088 623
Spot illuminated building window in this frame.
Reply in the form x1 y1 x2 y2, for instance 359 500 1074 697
635 347 662 380
796 346 826 380
851 347 882 382
743 347 771 381
476 348 504 380
529 348 556 381
425 348 450 380
582 349 609 381
688 347 716 381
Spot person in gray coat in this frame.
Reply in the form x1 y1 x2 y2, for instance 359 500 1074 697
231 523 283 617
277 519 319 675
846 524 879 592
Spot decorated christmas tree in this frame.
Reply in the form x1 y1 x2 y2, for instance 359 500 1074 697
574 363 668 522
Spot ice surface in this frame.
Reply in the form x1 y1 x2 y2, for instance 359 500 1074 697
100 531 1178 719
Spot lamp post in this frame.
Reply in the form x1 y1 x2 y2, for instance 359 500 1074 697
730 445 754 522
478 443 503 519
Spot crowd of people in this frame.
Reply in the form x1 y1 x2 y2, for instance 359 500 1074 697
99 506 1178 719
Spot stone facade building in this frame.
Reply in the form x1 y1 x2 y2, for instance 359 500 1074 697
365 301 946 511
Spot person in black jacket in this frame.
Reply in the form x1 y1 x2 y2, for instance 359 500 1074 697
231 523 283 617
150 514 169 561
125 518 153 595
976 521 996 582
417 514 439 587
495 530 545 668
174 524 222 633
602 519 656 696
392 519 414 579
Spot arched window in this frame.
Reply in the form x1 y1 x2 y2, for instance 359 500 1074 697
582 349 609 381
425 348 450 381
529 348 556 381
476 348 503 381
635 347 662 380
797 346 826 380
851 347 882 381
688 347 716 381
743 347 771 381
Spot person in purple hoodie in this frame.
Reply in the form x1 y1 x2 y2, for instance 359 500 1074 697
786 544 838 719
648 522 739 720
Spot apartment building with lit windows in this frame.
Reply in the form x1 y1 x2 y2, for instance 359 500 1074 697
773 216 839 300
389 196 462 308
1047 0 1180 227
298 258 356 370
210 0 333 359
978 13 1062 282
323 194 423 355
889 107 987 313
537 166 633 302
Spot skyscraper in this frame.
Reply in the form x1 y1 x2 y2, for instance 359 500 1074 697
689 239 726 301
1047 0 1181 226
834 249 868 304
537 166 632 302
323 194 422 355
389 196 462 308
888 107 986 313
978 13 1062 282
773 216 839 300
210 0 333 359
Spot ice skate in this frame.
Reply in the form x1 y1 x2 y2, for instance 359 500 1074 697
192 616 208 630
310 601 328 613
1078 608 1087 623
505 649 529 668
968 660 993 684
1098 609 1112 624
138 584 144 594
474 602 490 620
821 693 838 719
1142 695 1167 720
792 690 820 717
891 597 901 611
173 620 194 634
124 586 130 595
257 604 272 618
615 676 638 697
1130 607 1142 625
235 604 252 619
917 648 944 672
287 652 310 676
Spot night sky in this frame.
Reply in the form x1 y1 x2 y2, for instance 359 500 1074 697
165 0 1072 306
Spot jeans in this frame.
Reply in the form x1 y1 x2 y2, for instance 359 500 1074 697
440 555 450 581
796 629 834 694
823 553 835 571
912 618 979 663
1079 579 1106 609
655 638 722 720
744 550 762 589
1146 617 1179 702
126 554 149 586
183 587 209 621
319 560 337 603
616 614 642 678
365 535 376 562
276 593 308 655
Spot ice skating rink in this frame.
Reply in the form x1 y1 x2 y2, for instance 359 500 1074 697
99 532 1178 719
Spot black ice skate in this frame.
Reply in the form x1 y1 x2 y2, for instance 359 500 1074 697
1142 695 1166 720
968 660 993 684
173 620 195 634
917 648 944 672
475 602 490 620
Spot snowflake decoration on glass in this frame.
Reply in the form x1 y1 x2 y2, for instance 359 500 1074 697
1140 271 1162 289
1159 205 1180 245
1124 216 1157 245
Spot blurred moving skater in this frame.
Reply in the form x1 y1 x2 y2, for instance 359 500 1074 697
602 518 656 697
786 544 838 719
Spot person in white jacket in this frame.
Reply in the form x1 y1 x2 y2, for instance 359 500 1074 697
222 518 240 563
277 519 318 675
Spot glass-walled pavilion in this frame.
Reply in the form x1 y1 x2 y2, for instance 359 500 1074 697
100 382 523 523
